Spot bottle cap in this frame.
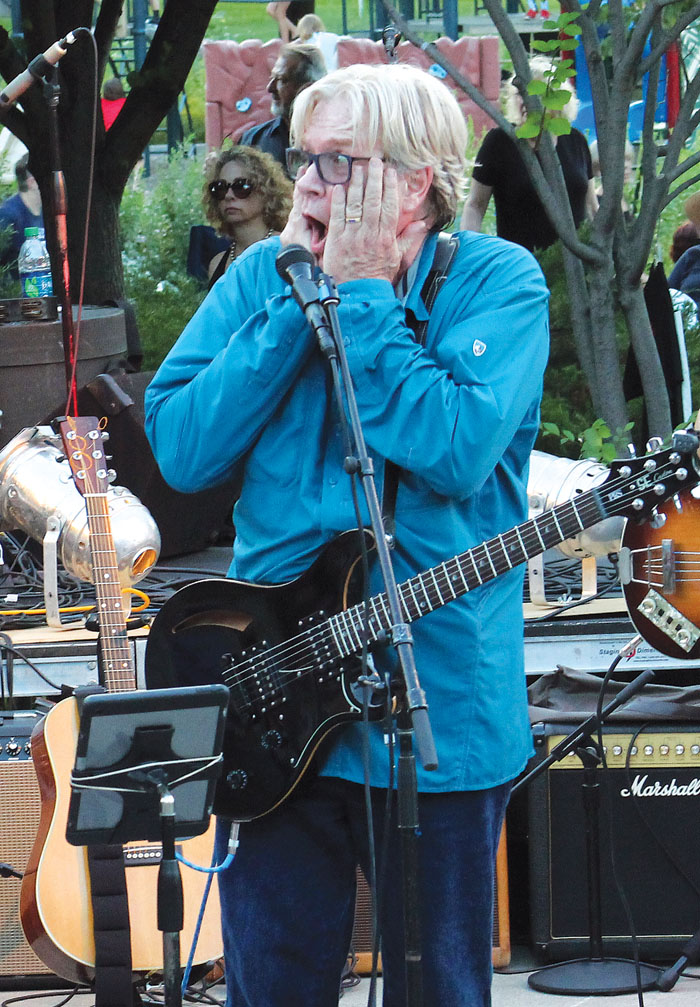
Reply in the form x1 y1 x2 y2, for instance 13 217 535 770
24 226 39 237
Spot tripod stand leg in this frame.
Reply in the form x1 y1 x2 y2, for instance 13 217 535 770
657 930 700 991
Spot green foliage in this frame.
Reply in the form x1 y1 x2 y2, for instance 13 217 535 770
540 418 635 463
120 148 207 369
516 13 580 142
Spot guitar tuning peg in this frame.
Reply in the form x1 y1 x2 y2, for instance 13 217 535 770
646 436 663 452
674 494 684 512
650 509 667 529
100 430 110 442
107 468 117 483
626 442 637 458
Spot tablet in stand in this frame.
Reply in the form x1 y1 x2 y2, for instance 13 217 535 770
66 684 229 1007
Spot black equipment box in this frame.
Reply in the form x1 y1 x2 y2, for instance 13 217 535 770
527 720 700 961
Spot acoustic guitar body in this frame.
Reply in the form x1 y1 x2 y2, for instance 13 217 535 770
20 697 223 984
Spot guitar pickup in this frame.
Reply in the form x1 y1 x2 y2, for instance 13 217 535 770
637 588 700 654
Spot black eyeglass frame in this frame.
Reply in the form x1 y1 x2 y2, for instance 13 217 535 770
285 148 381 185
208 178 255 200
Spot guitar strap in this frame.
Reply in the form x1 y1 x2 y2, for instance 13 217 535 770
73 685 141 1007
383 231 459 541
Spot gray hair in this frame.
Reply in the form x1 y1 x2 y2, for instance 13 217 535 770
505 55 579 125
290 63 468 229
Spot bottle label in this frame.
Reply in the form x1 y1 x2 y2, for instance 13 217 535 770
21 272 53 298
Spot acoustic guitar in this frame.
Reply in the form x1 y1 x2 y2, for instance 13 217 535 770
145 431 700 822
20 416 222 985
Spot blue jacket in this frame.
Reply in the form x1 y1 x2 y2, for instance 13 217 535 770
669 246 700 304
145 231 550 791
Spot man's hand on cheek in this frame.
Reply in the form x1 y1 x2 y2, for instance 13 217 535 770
322 158 404 285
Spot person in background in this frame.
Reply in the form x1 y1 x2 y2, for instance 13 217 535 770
145 61 549 1007
101 77 126 132
670 220 700 264
266 2 315 43
203 145 292 289
461 56 597 252
238 42 326 168
669 192 700 308
0 153 43 278
294 13 340 71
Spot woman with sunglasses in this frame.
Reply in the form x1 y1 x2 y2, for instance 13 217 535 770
203 145 293 289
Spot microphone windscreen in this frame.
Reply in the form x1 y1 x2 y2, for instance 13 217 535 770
276 244 315 284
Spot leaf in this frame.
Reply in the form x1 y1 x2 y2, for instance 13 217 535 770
547 116 573 136
543 89 575 111
530 38 562 53
516 118 543 139
527 79 548 96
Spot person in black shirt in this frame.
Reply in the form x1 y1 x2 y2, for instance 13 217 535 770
461 58 597 252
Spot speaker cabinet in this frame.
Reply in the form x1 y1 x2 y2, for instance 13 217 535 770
350 823 510 973
528 721 700 961
0 711 50 979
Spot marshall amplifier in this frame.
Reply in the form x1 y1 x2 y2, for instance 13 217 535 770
527 721 700 961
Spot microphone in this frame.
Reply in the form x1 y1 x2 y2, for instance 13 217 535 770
0 30 79 107
276 244 335 356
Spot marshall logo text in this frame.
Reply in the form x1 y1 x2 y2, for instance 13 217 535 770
620 774 700 798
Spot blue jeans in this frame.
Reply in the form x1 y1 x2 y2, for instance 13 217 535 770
215 775 511 1007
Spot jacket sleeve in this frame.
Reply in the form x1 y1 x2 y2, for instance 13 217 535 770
338 235 550 500
144 244 314 493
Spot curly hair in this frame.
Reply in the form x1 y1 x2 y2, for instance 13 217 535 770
202 145 293 234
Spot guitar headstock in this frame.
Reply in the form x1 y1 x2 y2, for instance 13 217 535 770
57 416 110 497
599 430 700 522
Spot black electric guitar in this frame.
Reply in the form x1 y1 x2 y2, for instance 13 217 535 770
145 433 700 822
620 487 700 661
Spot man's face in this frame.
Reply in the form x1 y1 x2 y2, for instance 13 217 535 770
267 55 302 121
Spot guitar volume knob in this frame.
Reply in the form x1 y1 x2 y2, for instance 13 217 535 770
261 730 283 750
226 768 248 790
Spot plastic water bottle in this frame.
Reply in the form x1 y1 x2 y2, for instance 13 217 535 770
18 226 53 297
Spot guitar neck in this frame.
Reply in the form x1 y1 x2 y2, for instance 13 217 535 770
330 488 606 656
85 494 135 692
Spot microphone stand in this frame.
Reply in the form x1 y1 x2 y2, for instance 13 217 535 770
514 651 660 996
41 67 79 413
316 271 437 1007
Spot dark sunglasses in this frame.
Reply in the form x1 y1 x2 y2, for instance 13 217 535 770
209 178 255 200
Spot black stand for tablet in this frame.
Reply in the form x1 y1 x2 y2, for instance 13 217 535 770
67 685 228 1007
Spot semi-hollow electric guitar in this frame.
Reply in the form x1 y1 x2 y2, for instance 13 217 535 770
145 431 700 823
20 417 223 985
620 487 700 661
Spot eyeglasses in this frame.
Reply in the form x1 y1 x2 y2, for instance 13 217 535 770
208 178 255 200
285 149 375 185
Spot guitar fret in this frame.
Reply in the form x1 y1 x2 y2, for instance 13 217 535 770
406 579 423 619
452 558 471 593
468 551 484 585
328 613 349 658
429 568 445 604
498 535 513 569
514 525 529 561
439 562 458 600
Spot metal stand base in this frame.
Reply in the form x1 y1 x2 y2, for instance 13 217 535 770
528 957 659 995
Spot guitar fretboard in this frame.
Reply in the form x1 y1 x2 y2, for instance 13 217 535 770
85 494 135 691
327 490 605 658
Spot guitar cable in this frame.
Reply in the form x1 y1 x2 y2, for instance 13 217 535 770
178 823 239 996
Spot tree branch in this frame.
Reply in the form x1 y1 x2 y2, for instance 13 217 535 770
102 0 218 193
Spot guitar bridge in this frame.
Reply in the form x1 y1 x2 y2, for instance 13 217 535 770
637 588 700 654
